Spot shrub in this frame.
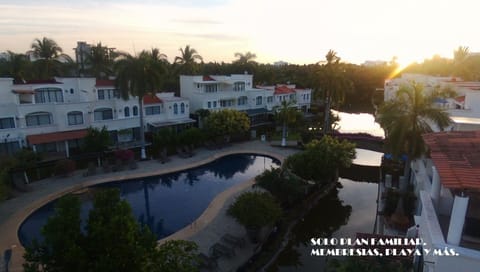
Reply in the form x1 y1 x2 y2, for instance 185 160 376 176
54 159 76 177
227 191 282 229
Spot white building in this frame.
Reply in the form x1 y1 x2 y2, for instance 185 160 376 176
0 77 192 157
384 73 480 131
179 74 311 127
411 131 480 272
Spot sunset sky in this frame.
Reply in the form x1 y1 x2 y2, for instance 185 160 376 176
1 0 478 66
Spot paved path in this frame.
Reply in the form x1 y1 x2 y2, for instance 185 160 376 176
0 140 298 272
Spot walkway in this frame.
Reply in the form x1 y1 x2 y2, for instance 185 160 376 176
0 140 297 272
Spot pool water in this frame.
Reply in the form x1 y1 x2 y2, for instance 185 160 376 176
18 154 280 246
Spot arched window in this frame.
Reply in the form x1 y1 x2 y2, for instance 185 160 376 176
124 107 130 117
94 108 113 121
133 106 138 116
26 112 52 126
173 103 178 114
180 103 185 114
67 111 83 125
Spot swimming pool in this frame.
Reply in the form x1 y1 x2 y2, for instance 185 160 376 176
18 153 280 246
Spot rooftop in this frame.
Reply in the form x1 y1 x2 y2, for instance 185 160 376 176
423 131 480 190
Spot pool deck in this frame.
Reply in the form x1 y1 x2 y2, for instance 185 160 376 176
0 140 298 272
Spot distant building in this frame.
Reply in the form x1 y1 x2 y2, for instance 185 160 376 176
362 60 387 66
384 73 480 131
73 41 116 76
0 77 192 157
179 74 311 128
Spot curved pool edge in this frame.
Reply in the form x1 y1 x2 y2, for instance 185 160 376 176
0 147 285 271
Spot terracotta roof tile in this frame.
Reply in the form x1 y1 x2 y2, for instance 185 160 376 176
27 129 88 145
95 79 115 87
423 131 480 189
143 94 162 105
274 85 295 95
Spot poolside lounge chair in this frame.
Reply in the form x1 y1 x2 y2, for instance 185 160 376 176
197 253 218 270
158 148 170 164
221 233 246 248
209 242 235 258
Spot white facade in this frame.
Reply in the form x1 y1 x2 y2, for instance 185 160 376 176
0 77 191 156
180 74 312 113
384 73 480 131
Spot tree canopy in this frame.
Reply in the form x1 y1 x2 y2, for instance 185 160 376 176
227 191 282 229
204 109 250 138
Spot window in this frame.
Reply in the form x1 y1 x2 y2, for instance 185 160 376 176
289 94 295 100
36 142 57 153
133 106 138 116
0 141 20 155
67 111 83 125
238 96 248 106
124 107 130 117
97 89 119 100
34 88 63 103
145 106 161 115
173 103 178 114
94 108 113 121
0 117 15 129
181 103 185 114
26 112 52 126
233 82 245 91
267 96 273 103
70 88 74 94
207 101 212 109
213 101 217 108
256 96 262 105
205 84 217 93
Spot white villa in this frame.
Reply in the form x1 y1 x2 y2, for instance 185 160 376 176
0 77 192 158
384 73 480 131
411 131 480 272
179 74 312 127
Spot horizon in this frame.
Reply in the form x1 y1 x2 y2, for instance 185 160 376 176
1 0 479 66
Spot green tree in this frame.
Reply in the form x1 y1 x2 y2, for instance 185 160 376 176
274 100 300 146
85 42 117 79
204 109 250 140
115 50 164 159
316 50 352 134
174 45 203 75
31 37 72 79
0 51 31 82
255 168 307 206
24 195 86 272
228 191 282 241
152 240 199 272
376 82 452 175
285 136 356 182
82 126 111 154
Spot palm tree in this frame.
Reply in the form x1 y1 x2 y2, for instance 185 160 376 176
115 50 164 159
275 100 300 147
1 51 31 82
376 82 452 176
31 37 71 79
85 43 118 79
174 45 202 75
453 46 470 79
234 52 257 65
316 50 351 134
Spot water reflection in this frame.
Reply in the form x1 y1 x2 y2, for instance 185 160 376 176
269 178 377 271
333 110 385 138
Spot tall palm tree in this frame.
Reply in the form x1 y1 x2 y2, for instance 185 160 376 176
85 42 118 79
174 45 202 75
1 51 31 82
275 100 300 147
376 82 452 175
316 50 351 134
234 52 257 65
31 37 71 79
115 50 164 160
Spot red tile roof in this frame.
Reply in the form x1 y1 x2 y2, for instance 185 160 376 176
95 79 115 87
143 94 162 104
274 85 295 95
16 79 61 85
455 96 465 103
27 129 88 145
203 75 215 81
423 131 480 189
